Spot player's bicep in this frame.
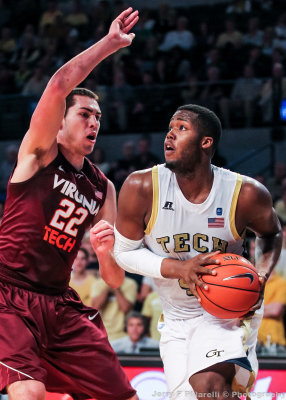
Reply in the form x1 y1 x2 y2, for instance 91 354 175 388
116 172 149 240
239 179 280 237
18 80 66 161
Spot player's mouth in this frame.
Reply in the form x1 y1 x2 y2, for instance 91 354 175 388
86 133 97 143
165 141 175 155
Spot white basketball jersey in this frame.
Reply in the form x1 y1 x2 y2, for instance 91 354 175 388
144 164 245 319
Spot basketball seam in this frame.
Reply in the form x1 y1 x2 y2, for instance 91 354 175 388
197 287 256 313
199 282 260 293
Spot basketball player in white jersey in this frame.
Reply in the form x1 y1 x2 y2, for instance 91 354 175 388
114 104 282 399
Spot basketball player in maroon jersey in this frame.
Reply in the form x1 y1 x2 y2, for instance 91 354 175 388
0 7 139 400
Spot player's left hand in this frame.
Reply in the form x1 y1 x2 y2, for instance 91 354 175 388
241 274 267 318
108 7 139 48
90 220 115 256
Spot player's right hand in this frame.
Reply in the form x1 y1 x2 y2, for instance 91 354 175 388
180 252 221 302
108 7 139 48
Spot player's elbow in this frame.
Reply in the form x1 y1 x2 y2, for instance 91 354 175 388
46 74 68 98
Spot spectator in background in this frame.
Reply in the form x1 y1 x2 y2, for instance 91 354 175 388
107 68 134 131
14 59 32 91
274 186 286 224
259 62 286 124
223 64 262 128
39 0 63 34
137 276 155 306
0 26 16 61
111 311 159 354
22 65 50 96
243 16 263 48
266 162 286 203
90 147 111 176
81 231 100 274
134 134 160 170
275 221 286 279
159 16 195 52
216 18 242 49
70 248 98 306
142 291 163 341
0 144 18 200
109 140 137 192
199 66 229 128
65 0 89 39
91 273 138 341
245 44 271 78
257 269 286 349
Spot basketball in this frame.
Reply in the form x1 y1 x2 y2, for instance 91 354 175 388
196 253 261 319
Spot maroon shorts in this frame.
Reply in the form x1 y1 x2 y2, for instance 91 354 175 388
0 281 136 400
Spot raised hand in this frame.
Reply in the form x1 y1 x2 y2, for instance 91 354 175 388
108 7 139 48
90 220 115 257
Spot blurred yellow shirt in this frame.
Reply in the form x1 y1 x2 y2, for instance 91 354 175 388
258 274 286 346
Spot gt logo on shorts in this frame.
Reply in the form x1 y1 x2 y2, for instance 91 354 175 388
206 349 224 358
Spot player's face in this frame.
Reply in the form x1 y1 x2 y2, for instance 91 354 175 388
62 95 102 156
164 110 202 174
127 318 145 342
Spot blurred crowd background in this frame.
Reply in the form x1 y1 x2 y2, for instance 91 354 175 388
0 0 286 357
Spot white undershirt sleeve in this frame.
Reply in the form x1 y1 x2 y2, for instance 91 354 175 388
114 227 167 279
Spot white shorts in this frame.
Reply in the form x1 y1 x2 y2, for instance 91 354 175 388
158 308 263 400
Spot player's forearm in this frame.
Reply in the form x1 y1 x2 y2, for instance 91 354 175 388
97 252 125 289
50 34 122 97
255 231 282 279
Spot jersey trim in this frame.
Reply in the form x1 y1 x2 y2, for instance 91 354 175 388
145 166 159 235
0 361 34 380
229 174 242 240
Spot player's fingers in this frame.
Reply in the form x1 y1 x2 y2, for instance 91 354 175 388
198 267 216 275
190 284 201 302
91 221 113 234
116 7 133 22
122 13 139 33
91 229 114 239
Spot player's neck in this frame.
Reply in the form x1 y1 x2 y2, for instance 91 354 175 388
176 164 214 204
58 144 84 171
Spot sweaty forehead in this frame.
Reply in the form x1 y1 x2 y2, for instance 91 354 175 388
171 110 198 122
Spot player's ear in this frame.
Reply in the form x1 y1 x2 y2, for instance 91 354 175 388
201 136 213 149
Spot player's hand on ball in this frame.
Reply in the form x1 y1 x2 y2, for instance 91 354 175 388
180 251 220 302
90 220 115 256
242 273 267 318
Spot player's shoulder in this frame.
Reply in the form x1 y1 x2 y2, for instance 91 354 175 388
123 167 153 193
240 174 272 204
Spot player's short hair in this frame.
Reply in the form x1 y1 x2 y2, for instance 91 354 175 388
65 87 99 116
176 104 222 155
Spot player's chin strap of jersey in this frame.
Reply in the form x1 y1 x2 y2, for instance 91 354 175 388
114 227 167 279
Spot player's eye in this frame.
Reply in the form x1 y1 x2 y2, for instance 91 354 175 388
179 125 187 130
81 112 89 118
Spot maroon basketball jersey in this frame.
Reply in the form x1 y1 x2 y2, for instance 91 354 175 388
0 151 107 294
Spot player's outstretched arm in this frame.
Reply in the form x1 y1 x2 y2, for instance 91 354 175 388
15 8 139 181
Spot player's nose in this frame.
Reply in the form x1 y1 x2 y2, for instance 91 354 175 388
89 115 99 127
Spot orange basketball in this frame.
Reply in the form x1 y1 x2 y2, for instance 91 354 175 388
196 253 261 319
